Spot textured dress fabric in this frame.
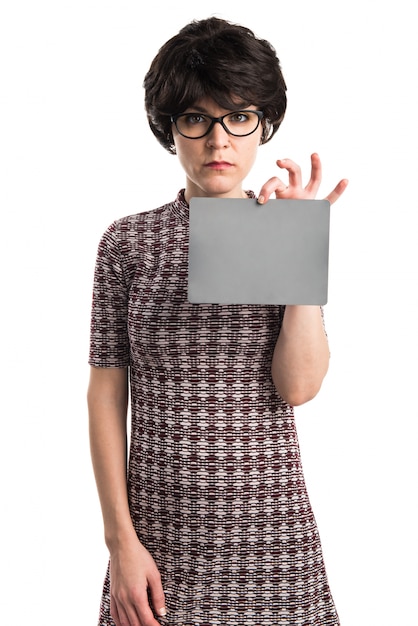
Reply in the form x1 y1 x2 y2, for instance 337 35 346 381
89 190 339 626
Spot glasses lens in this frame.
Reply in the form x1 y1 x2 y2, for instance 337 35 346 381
175 113 212 138
222 111 261 136
175 111 261 138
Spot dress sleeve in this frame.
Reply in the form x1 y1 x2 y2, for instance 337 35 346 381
320 305 327 337
88 222 130 367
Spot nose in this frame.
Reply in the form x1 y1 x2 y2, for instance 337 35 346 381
206 120 231 148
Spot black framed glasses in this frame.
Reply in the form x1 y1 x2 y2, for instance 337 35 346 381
171 110 264 139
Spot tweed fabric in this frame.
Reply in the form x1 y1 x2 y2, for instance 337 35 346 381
89 190 339 626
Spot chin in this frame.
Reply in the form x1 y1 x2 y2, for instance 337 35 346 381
201 181 241 198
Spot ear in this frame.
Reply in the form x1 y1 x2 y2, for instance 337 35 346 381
167 133 177 155
259 119 268 144
260 119 275 145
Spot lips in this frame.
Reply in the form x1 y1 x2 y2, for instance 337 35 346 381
204 161 233 170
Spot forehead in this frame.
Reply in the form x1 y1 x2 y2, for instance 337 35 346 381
187 97 256 114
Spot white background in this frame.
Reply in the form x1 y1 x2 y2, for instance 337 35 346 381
1 1 417 624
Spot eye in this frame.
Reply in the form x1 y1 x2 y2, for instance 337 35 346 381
184 113 207 125
228 112 251 123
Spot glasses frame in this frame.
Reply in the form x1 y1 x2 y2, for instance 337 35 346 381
170 110 264 139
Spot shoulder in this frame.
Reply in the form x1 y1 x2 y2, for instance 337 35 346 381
100 198 176 250
95 195 182 278
112 202 171 236
111 192 185 237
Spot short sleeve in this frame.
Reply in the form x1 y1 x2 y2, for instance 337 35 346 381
88 223 130 367
320 305 327 337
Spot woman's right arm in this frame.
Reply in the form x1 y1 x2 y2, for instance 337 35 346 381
88 366 167 626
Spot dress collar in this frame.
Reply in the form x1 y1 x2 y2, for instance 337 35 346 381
170 189 190 222
170 189 256 223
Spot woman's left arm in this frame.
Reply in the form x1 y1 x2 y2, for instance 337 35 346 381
258 153 348 406
271 305 329 406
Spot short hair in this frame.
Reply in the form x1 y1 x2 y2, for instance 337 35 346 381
143 17 287 154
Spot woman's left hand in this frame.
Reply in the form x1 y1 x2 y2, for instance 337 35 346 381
257 153 348 205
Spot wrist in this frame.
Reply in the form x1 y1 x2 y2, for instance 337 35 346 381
104 521 139 554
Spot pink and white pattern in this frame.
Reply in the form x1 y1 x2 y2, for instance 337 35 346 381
89 190 339 626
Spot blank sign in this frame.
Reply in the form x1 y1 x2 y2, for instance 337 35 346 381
188 197 330 305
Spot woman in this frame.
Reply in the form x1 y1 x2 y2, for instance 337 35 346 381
88 16 348 626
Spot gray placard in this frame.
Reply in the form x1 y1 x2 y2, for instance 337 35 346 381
188 197 330 305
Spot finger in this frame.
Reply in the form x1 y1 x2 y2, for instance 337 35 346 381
112 589 160 626
130 587 163 626
257 176 287 204
324 178 349 205
110 596 122 626
148 572 167 621
276 158 302 188
304 153 322 194
111 597 134 626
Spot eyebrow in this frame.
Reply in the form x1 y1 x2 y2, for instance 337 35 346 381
185 106 211 114
184 106 249 115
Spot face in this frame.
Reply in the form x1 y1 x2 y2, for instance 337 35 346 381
172 98 263 202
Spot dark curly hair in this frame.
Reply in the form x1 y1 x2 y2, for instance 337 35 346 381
143 17 287 154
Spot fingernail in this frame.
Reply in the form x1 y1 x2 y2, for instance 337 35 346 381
257 195 264 205
157 607 167 617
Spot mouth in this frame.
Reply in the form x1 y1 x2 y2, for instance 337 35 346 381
204 161 233 170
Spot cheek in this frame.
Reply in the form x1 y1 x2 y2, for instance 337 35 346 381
244 128 262 159
242 140 260 170
173 136 200 168
177 154 198 181
174 143 193 172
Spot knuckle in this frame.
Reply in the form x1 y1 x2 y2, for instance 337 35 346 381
150 569 162 584
128 585 144 604
114 589 128 604
110 609 122 626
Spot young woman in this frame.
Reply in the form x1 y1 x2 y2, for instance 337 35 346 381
88 16 348 626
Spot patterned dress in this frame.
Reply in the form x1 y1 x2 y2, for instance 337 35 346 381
89 190 339 626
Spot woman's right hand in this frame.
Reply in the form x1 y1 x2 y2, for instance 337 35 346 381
109 538 167 626
88 366 166 624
